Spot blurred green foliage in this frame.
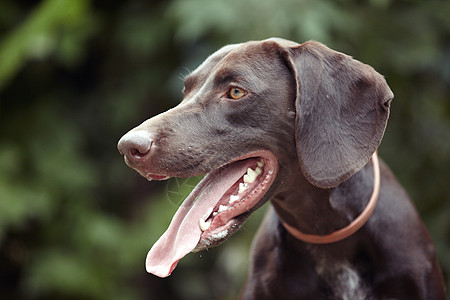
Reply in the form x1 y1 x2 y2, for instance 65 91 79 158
0 0 449 299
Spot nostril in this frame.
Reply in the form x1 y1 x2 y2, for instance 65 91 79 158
130 146 150 159
117 131 153 162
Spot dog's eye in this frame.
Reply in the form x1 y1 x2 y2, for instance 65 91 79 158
228 87 247 100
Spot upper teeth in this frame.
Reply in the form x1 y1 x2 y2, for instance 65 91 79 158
243 166 262 184
257 159 264 168
198 160 265 232
239 182 249 193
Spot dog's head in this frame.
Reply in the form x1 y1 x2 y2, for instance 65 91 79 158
117 38 393 277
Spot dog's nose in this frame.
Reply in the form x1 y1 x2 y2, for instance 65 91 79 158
117 131 153 162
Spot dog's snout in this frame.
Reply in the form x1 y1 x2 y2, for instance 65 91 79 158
117 131 153 162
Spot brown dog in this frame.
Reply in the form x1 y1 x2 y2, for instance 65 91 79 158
118 38 446 299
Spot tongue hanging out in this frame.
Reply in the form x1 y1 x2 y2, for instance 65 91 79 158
145 154 277 278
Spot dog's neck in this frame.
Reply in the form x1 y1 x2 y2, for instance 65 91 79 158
271 160 374 237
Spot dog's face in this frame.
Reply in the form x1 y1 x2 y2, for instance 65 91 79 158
122 41 297 179
118 38 392 277
118 40 298 277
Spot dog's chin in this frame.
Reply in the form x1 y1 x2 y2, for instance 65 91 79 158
143 150 279 277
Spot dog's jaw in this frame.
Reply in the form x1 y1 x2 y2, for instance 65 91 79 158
195 154 278 251
144 150 278 277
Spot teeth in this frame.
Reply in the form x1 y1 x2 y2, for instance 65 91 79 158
229 194 240 204
218 205 228 213
243 164 263 184
209 229 228 241
244 168 258 183
199 219 211 231
243 175 253 183
199 207 214 231
248 167 259 177
239 182 249 193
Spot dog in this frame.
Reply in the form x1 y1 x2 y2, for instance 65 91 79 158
118 38 446 299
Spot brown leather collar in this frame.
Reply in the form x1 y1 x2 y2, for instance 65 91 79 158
282 152 380 244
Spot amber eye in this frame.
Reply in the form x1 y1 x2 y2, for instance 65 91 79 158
228 87 247 99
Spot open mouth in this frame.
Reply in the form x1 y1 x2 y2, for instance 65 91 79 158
144 150 278 277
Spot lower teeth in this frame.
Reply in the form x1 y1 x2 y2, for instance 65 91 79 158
229 194 240 204
199 218 211 231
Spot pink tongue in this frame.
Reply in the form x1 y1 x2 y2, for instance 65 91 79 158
145 160 250 277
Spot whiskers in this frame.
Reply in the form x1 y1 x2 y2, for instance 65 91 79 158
178 67 191 81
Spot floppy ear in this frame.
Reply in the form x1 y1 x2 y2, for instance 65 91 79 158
286 41 393 188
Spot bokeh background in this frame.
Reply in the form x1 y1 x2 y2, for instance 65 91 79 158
0 0 449 299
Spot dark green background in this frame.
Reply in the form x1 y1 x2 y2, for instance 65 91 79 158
0 0 449 299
